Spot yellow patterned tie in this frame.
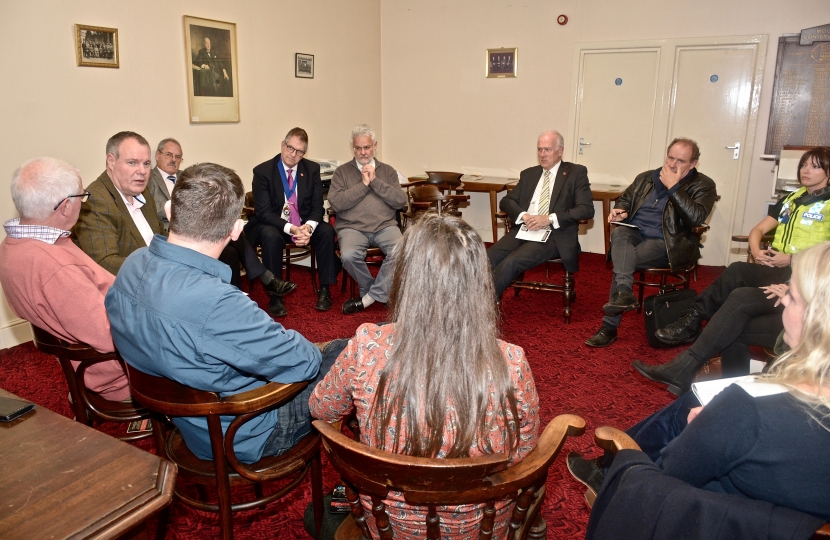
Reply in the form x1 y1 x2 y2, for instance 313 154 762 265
537 170 551 215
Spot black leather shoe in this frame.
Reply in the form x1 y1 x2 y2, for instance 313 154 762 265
584 324 617 348
342 298 365 315
567 452 605 507
632 351 704 396
262 276 297 297
655 308 704 345
602 290 640 316
315 288 332 312
268 296 287 317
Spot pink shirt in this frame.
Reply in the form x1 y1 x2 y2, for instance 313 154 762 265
0 235 129 401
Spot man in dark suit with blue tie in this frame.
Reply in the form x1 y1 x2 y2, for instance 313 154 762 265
245 127 338 316
488 130 594 300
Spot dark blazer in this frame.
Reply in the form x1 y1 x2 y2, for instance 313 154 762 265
249 156 324 231
500 161 594 272
586 450 824 540
148 167 172 230
72 171 163 275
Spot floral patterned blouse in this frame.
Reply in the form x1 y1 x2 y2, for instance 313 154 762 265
309 323 540 540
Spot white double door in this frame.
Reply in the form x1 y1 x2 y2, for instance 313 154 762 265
568 35 767 266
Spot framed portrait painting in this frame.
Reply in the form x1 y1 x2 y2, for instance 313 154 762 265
75 25 119 68
486 48 517 78
184 15 240 123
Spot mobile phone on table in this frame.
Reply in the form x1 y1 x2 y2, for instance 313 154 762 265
0 396 35 422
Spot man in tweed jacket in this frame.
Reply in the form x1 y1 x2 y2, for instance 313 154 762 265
73 131 163 275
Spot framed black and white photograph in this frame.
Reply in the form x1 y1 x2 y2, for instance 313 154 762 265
295 53 314 79
184 15 240 123
75 24 119 68
486 48 517 78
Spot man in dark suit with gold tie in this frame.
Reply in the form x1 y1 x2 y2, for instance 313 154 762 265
488 130 594 300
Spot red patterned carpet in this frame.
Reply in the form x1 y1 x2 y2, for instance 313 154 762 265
0 252 724 539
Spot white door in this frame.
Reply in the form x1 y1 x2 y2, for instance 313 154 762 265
669 45 758 266
573 48 661 184
568 36 766 265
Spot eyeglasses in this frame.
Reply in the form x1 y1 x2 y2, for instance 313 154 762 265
162 152 183 161
537 148 555 155
284 144 306 157
353 145 374 153
54 190 90 210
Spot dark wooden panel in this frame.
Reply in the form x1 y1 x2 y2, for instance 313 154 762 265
765 30 830 154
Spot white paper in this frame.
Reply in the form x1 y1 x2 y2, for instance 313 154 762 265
613 222 641 229
515 224 551 243
691 375 788 406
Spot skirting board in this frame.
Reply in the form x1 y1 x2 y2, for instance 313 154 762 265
1 318 32 349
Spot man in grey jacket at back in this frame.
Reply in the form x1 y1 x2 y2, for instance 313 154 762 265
328 125 408 314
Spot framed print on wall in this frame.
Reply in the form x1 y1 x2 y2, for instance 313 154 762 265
486 48 517 78
295 53 314 78
183 15 240 123
75 25 119 68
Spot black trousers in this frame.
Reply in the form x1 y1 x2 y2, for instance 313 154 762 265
245 221 338 286
683 262 790 376
218 232 267 288
487 226 562 298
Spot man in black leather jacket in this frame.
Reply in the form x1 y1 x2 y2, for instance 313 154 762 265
585 138 717 348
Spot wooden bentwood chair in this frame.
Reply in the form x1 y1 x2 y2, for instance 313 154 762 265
243 191 318 292
629 224 710 314
584 426 830 539
125 364 324 540
314 414 586 540
496 211 589 324
30 325 155 443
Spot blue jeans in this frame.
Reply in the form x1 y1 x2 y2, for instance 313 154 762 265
262 338 348 456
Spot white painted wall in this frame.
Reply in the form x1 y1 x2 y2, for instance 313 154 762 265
0 0 382 347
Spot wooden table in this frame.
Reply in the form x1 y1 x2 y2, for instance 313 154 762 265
0 388 176 539
408 175 518 242
590 182 627 253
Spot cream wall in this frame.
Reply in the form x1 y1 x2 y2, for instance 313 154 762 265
0 0 382 347
379 0 826 240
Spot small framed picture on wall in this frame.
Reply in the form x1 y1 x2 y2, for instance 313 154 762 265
295 53 314 79
486 48 517 78
75 24 119 68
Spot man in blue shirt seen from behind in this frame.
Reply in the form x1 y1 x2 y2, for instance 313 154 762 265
106 162 323 463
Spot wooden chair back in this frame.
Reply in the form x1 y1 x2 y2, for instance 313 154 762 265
314 413 586 540
405 184 471 224
30 325 152 442
125 363 323 540
425 171 465 193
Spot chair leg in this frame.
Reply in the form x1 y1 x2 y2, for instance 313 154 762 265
636 271 646 314
284 247 292 282
154 505 170 540
207 417 234 540
526 514 547 540
563 271 574 324
311 451 324 539
310 249 318 294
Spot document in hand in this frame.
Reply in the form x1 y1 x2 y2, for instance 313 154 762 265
515 224 551 243
691 375 788 406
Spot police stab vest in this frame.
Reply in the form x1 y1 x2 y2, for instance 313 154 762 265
772 187 830 254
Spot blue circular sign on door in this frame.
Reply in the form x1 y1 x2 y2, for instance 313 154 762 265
615 78 622 86
710 74 719 83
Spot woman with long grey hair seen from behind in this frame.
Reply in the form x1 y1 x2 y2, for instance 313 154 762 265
309 213 540 539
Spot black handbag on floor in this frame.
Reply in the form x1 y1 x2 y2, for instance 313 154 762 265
643 289 698 348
